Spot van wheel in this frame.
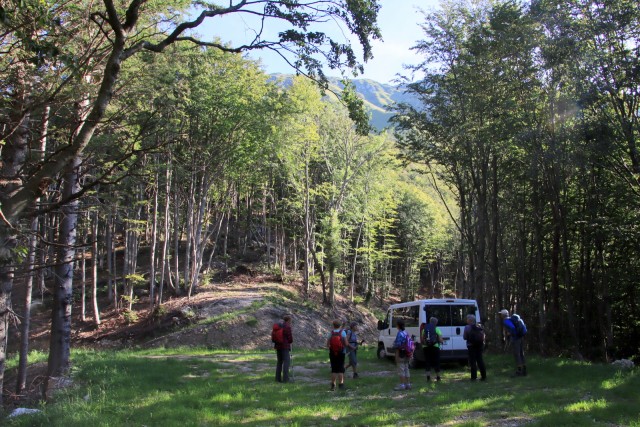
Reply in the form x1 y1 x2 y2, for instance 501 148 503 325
377 345 387 359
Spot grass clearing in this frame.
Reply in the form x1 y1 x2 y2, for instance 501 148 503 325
4 348 639 426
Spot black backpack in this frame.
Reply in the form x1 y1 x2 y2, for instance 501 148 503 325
422 323 438 346
468 323 485 346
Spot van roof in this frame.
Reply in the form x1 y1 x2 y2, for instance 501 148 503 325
387 299 478 309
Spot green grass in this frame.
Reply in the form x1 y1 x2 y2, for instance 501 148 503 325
4 348 639 426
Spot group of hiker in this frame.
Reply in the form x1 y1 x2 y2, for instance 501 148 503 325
271 308 527 391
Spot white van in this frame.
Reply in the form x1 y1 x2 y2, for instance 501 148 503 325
376 298 481 363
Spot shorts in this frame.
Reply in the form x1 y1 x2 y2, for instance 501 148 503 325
348 349 358 366
396 356 410 378
329 352 346 373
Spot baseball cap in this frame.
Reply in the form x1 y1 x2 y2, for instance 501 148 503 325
498 309 509 316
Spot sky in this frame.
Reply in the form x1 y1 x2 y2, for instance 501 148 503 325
197 1 440 84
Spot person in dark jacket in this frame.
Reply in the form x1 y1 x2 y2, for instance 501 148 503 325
463 314 486 381
273 314 293 383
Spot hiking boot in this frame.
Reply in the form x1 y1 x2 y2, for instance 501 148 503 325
330 383 336 391
393 384 406 391
406 383 412 390
353 373 359 379
338 383 345 390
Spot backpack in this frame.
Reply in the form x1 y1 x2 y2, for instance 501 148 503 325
272 322 284 344
510 314 527 338
468 323 485 346
403 333 415 357
422 323 438 346
346 329 358 348
329 330 344 355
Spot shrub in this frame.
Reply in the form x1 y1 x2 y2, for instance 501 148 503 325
123 309 138 324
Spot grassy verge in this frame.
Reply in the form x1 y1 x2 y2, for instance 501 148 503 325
4 347 638 426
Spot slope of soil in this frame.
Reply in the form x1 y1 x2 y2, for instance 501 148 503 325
20 271 385 353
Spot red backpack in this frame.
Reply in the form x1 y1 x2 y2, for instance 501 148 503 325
272 323 284 344
329 330 344 355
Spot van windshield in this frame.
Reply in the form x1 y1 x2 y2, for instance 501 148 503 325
425 304 477 327
391 305 420 328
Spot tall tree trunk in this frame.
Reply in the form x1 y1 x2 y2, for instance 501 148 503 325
303 160 311 293
16 217 37 396
149 166 159 308
106 210 114 302
329 267 335 306
350 220 364 301
16 103 49 396
184 172 195 296
81 228 87 322
0 64 31 405
159 157 172 304
173 181 180 294
46 153 82 390
188 174 208 299
46 85 91 394
91 210 101 325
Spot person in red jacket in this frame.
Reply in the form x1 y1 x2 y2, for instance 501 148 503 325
273 314 293 383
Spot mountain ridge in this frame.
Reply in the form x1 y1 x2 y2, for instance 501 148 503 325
270 73 419 130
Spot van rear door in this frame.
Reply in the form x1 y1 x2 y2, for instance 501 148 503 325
424 303 479 361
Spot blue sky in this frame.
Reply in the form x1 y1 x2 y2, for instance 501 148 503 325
196 1 440 84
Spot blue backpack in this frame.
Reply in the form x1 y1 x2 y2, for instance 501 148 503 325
510 314 527 338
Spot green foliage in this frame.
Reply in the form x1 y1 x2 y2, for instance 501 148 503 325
393 0 640 358
125 274 146 289
122 309 138 324
152 305 168 321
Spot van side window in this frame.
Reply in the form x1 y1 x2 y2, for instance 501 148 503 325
425 305 451 326
451 305 476 326
391 305 420 328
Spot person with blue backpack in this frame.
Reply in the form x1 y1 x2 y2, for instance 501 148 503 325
499 309 527 376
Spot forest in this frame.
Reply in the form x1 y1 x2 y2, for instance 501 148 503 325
1 0 639 409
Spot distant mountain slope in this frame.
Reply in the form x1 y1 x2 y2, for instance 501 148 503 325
270 74 419 131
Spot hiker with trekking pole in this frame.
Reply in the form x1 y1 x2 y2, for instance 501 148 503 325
272 314 293 383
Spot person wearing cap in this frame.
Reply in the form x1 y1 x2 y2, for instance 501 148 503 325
344 322 360 378
498 309 526 376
